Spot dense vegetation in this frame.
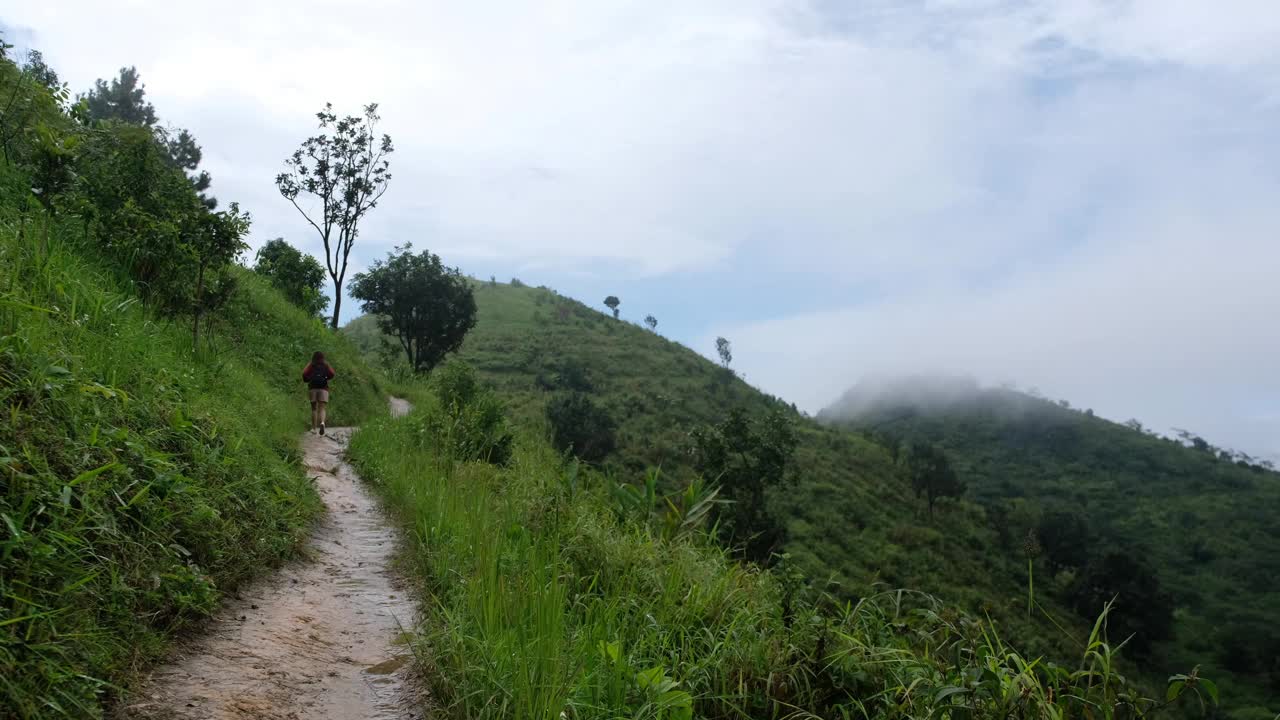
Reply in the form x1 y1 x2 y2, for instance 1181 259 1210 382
345 281 1238 715
821 378 1280 718
0 42 388 717
350 364 1213 719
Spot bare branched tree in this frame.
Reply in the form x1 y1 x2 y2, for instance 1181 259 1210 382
276 103 393 327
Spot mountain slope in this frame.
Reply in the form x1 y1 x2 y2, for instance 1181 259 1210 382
0 110 391 717
822 377 1280 717
346 283 1087 662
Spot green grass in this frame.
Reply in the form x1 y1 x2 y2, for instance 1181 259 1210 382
348 281 1260 716
0 177 390 716
824 385 1280 717
347 282 1086 659
348 367 1215 719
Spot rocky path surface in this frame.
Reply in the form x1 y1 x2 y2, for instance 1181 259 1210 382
121 400 421 719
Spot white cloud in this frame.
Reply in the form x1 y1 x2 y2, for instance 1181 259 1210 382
9 1 1280 455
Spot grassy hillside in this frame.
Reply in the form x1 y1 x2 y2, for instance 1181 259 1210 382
0 60 391 717
347 363 1205 719
347 283 1115 671
822 378 1280 718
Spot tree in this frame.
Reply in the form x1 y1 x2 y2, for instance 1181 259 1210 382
190 203 250 348
1 49 72 168
157 126 215 208
1037 509 1091 570
277 103 393 328
603 295 620 319
1068 551 1174 657
899 442 965 519
83 67 215 207
644 314 657 331
82 66 157 127
349 245 475 373
253 238 329 317
690 407 797 563
716 336 732 368
546 392 616 463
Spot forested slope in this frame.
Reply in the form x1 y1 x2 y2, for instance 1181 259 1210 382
822 378 1280 718
349 283 1093 666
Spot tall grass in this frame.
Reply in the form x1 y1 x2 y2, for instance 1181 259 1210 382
349 370 1215 720
0 193 389 717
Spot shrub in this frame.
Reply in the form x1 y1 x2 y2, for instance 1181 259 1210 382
546 392 617 463
412 360 513 465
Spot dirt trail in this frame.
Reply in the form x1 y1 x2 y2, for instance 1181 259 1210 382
122 400 421 720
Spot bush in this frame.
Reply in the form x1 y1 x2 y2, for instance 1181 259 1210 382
546 392 617 463
412 361 513 465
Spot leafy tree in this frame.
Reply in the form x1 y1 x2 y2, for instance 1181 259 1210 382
156 126 215 208
276 102 393 328
644 314 657 331
899 442 964 519
690 407 797 563
716 336 732 368
253 238 329 317
190 204 250 347
82 67 215 207
1037 509 1091 570
546 392 617 463
603 295 620 319
349 245 475 373
550 357 593 392
73 123 206 312
0 49 71 167
1068 551 1174 657
82 66 157 126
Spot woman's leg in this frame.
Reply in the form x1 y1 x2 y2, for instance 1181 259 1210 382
310 400 318 430
318 401 327 428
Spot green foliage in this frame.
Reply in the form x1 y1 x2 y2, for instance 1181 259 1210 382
348 373 1212 720
79 67 214 206
690 406 797 562
826 381 1280 714
349 245 476 373
644 314 657 331
1068 551 1175 658
546 391 617 463
252 238 329 317
715 336 731 368
0 45 390 717
0 210 388 717
81 66 157 127
344 265 1250 716
899 441 965 519
412 360 513 465
1037 508 1091 570
276 102 393 328
603 295 620 319
0 49 73 169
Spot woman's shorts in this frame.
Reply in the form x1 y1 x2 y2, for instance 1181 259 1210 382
309 389 330 403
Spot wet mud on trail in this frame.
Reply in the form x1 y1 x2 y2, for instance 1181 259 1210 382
120 400 422 719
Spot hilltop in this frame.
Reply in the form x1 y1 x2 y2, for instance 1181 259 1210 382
350 281 1278 717
823 376 1280 716
347 282 1087 660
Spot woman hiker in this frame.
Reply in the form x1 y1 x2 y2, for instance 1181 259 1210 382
302 351 336 434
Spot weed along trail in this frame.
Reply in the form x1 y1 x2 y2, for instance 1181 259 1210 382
122 400 420 720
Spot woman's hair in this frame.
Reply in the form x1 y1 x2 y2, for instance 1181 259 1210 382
311 351 326 366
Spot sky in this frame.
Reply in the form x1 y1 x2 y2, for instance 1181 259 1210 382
6 1 1280 458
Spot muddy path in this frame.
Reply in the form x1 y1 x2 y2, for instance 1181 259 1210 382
120 400 422 719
